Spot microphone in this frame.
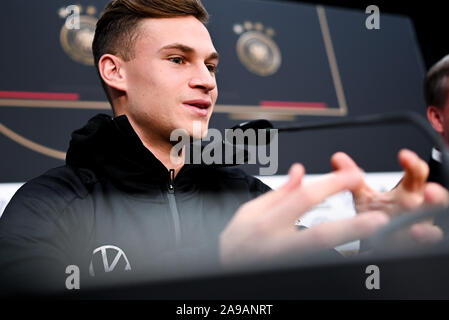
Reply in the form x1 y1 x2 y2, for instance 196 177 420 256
227 119 274 146
230 111 449 185
231 119 274 131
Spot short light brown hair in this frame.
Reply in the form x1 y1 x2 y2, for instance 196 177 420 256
424 54 449 109
92 0 209 105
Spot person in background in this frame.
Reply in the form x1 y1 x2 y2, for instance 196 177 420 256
425 54 449 233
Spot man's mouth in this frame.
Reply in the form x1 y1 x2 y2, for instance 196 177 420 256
183 99 211 117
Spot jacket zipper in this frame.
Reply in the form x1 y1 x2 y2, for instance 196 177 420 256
167 168 181 246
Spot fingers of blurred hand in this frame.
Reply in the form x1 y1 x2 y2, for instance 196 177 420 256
281 211 389 253
398 149 429 192
409 223 443 244
330 152 373 198
424 182 449 206
238 163 305 217
266 166 365 227
330 152 359 171
281 163 306 192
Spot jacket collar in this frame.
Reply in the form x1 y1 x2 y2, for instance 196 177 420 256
66 114 247 192
66 114 172 191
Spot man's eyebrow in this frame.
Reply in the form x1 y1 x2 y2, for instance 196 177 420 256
158 43 194 53
158 43 219 61
207 52 219 62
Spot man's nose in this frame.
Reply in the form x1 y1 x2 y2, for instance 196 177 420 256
188 65 216 92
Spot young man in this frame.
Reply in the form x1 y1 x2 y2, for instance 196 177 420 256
0 0 445 294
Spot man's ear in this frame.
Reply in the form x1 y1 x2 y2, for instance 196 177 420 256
98 54 127 92
427 106 445 134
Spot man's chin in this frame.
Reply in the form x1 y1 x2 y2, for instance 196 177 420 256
170 120 210 141
186 119 210 139
190 128 209 140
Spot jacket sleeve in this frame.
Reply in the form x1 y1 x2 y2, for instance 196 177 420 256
0 182 73 295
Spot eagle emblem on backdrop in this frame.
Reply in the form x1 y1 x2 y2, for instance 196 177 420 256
58 5 98 66
234 21 281 76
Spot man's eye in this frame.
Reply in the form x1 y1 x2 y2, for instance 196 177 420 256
207 64 218 73
169 57 184 64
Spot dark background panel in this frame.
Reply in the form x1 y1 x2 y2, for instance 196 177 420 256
0 0 108 99
205 0 339 106
206 0 431 174
0 133 65 182
0 0 445 181
0 108 111 181
281 0 448 69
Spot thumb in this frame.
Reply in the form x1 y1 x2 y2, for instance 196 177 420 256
424 182 449 206
398 149 429 192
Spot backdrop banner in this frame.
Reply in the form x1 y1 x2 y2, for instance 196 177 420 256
0 0 428 181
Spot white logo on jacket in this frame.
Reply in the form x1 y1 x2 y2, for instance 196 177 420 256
89 245 132 276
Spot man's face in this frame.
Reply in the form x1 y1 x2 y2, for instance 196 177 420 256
122 16 218 140
440 102 449 145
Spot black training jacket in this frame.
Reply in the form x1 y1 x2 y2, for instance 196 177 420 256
0 114 271 295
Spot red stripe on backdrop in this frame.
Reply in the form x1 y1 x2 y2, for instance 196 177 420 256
0 91 80 100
